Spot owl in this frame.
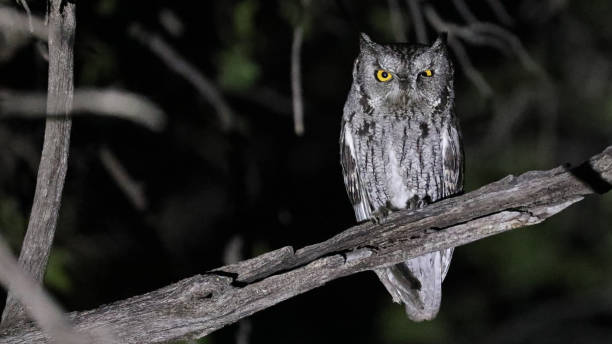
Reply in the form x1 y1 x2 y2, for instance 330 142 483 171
340 33 464 321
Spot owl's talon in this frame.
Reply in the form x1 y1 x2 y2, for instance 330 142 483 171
371 205 392 224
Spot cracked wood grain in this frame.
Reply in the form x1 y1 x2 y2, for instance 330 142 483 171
1 146 610 344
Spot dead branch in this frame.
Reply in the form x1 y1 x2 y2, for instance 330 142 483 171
99 147 147 211
128 24 235 131
0 4 47 61
423 4 544 78
158 8 184 38
0 4 47 41
291 0 308 136
0 234 90 344
423 4 494 95
451 0 477 24
387 0 407 41
447 38 493 96
485 0 514 27
0 88 167 131
15 0 33 33
1 0 75 325
406 0 427 44
1 145 610 344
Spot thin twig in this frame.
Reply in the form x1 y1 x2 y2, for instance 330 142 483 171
15 0 33 32
423 4 546 79
2 0 76 325
0 88 167 131
2 145 611 344
230 86 292 117
0 234 89 344
452 0 477 24
422 5 493 95
99 147 147 211
387 0 407 41
406 0 427 44
128 24 235 131
235 320 252 344
485 0 514 26
158 8 184 37
223 236 251 344
223 235 244 266
465 22 545 76
291 24 305 136
448 38 493 96
0 5 47 40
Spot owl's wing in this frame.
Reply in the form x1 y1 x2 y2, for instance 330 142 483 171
441 114 464 198
439 114 464 280
340 121 371 222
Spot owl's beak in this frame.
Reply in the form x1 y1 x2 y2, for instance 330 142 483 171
398 77 414 92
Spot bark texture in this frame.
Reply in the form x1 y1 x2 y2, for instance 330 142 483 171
0 145 610 343
1 0 75 326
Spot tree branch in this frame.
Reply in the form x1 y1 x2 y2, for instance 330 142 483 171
15 0 33 33
1 145 610 343
0 88 167 131
0 234 90 343
406 0 427 44
128 24 235 132
99 147 147 211
0 4 47 41
1 0 75 325
485 0 514 27
291 7 306 136
387 0 407 42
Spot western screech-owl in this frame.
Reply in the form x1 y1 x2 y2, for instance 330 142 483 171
340 33 464 321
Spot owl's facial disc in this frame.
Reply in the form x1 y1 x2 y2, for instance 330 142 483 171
357 33 453 112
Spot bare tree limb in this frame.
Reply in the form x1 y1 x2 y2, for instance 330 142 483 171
423 4 494 95
423 4 545 79
99 147 147 211
1 0 75 326
1 145 611 344
0 88 167 131
451 0 477 24
291 21 305 136
158 8 184 38
447 38 494 96
15 0 33 33
387 0 407 41
0 234 90 344
0 4 47 40
0 4 47 61
485 0 514 27
222 236 251 344
406 0 427 44
128 24 235 131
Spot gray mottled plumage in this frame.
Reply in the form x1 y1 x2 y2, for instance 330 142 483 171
340 33 464 321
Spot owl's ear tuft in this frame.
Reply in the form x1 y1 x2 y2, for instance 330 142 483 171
360 32 377 52
431 32 448 49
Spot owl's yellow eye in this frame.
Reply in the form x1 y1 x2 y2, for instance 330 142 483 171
376 69 393 82
420 69 434 77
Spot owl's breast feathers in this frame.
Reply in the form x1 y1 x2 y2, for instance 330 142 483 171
342 112 456 217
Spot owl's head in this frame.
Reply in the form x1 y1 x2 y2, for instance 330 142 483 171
355 33 454 113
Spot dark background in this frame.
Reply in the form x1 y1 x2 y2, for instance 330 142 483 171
1 0 612 343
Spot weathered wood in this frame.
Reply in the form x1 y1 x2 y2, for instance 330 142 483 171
0 234 89 344
1 146 610 343
2 0 75 326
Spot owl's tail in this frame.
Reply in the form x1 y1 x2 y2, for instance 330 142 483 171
375 248 453 321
